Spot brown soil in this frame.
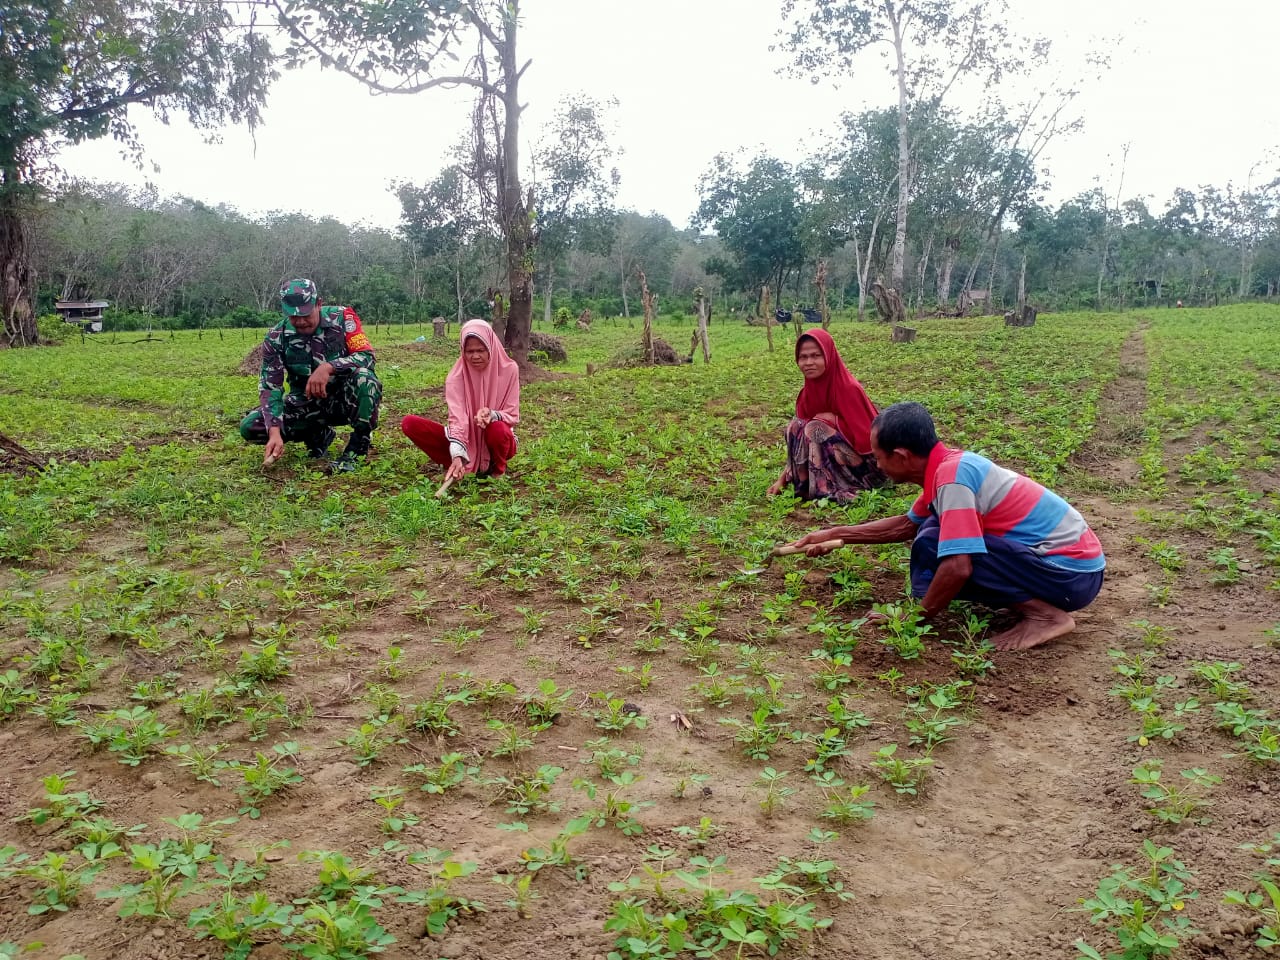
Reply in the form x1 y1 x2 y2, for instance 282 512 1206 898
2 323 1279 960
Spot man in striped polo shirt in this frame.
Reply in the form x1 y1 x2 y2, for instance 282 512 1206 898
786 402 1105 651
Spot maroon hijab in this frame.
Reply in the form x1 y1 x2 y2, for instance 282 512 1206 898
794 328 878 455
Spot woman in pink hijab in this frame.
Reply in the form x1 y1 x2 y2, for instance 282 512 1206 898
401 319 520 482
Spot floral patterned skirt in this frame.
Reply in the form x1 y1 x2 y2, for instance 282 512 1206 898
784 416 890 503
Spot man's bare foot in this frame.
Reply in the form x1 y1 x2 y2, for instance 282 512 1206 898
991 599 1075 651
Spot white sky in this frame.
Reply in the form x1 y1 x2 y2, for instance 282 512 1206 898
58 0 1280 230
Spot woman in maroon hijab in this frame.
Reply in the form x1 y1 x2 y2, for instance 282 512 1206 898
767 328 889 502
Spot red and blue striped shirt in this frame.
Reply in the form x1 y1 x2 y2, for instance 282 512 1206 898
906 444 1106 573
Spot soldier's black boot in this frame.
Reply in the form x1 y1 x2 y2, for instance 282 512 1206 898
306 426 336 459
333 429 372 473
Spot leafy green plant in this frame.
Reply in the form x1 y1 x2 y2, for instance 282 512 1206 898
20 770 102 825
592 695 647 732
523 679 573 727
370 786 420 834
7 849 108 914
1076 840 1198 960
230 742 303 818
720 707 788 760
574 772 651 836
403 752 477 796
97 839 213 918
287 900 395 958
188 890 295 960
341 716 408 767
871 600 933 659
871 744 933 797
754 766 795 818
1129 760 1219 825
399 848 485 936
486 765 564 819
492 871 539 918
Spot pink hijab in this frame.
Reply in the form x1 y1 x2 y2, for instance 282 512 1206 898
444 319 521 474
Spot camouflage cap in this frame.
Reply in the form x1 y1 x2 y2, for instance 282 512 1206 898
279 278 319 317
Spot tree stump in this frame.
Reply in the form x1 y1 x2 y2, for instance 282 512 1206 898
529 331 567 362
891 325 917 343
577 308 593 329
0 431 44 474
869 280 906 325
432 317 447 339
1003 305 1037 327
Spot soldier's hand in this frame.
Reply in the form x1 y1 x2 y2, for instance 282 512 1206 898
263 430 285 467
305 362 335 399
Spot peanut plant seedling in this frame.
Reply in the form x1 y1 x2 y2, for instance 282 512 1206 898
1076 839 1199 960
188 890 294 957
403 752 479 796
370 786 420 834
492 872 539 918
523 679 573 727
581 737 643 779
485 765 564 819
289 900 396 956
819 779 876 825
21 771 102 825
671 773 710 799
1130 761 1219 825
720 707 788 761
399 849 485 937
871 744 933 798
486 718 537 759
591 695 647 732
230 742 302 819
755 767 796 818
4 849 107 914
672 817 720 848
573 772 651 836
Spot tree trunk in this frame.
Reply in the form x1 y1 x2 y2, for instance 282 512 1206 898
815 259 830 330
543 265 553 327
1 187 38 347
889 9 911 297
454 262 464 326
761 285 774 352
985 227 1001 312
1017 252 1027 311
870 280 906 325
852 226 867 323
691 288 711 363
620 264 630 318
496 13 532 364
936 237 955 306
639 269 655 365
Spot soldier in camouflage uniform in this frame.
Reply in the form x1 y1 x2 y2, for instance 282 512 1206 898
240 278 382 472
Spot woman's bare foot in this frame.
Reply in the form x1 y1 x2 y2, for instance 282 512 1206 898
991 599 1075 651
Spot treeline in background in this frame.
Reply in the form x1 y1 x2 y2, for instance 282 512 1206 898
29 106 1280 333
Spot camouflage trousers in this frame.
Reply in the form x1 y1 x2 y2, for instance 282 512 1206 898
240 368 382 446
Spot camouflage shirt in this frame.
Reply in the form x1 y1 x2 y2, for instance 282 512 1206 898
258 306 375 431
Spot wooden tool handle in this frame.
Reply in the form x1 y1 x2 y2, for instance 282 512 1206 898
772 538 843 557
434 476 456 499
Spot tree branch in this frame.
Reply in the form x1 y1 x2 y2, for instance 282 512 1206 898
268 0 502 98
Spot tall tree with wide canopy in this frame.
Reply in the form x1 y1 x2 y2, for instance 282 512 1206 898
272 0 541 364
0 0 274 345
693 153 807 307
778 0 1030 321
531 94 620 326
